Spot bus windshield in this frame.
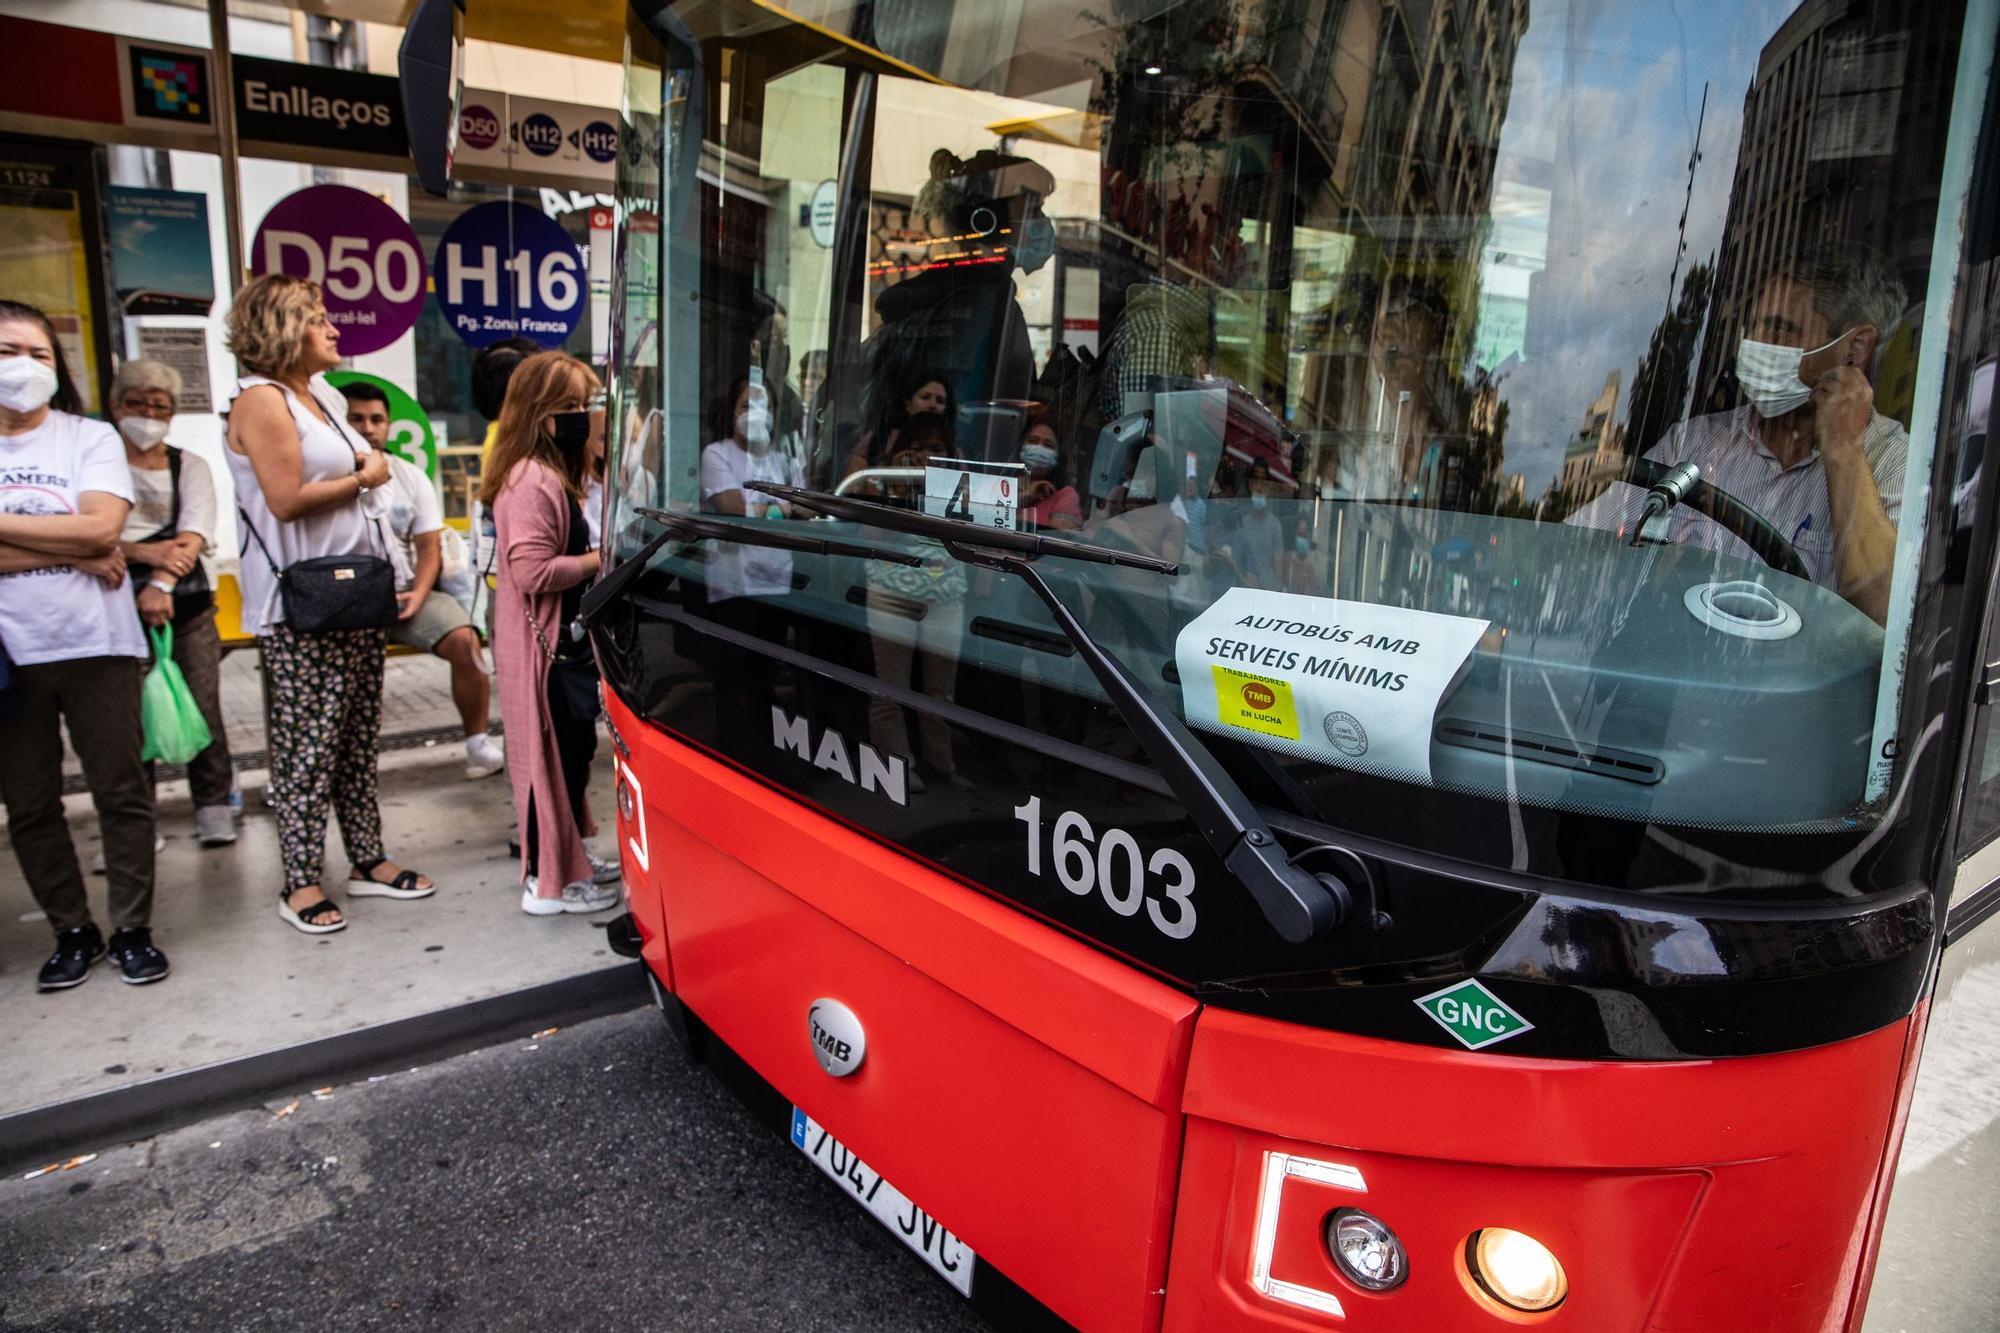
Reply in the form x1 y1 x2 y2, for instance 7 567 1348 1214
603 0 1981 901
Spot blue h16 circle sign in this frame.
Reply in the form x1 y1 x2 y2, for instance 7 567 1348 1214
432 201 584 349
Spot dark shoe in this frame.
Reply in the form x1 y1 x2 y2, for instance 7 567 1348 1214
106 927 170 985
37 924 105 991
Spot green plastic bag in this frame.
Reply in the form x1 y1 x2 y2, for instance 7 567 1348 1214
140 625 213 765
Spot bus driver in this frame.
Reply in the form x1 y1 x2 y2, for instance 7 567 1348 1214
1568 248 1909 624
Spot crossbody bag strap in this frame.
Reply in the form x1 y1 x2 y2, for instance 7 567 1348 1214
309 380 397 567
237 503 284 578
167 445 183 521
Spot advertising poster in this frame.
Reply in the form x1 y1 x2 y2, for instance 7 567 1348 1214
0 151 102 412
109 186 213 316
250 184 426 356
135 327 213 413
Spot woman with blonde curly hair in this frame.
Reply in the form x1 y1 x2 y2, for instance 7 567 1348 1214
480 350 618 916
224 273 436 935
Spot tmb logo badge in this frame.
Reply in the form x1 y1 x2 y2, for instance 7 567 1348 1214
808 998 866 1077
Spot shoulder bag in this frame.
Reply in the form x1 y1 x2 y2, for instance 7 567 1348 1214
238 449 398 633
129 447 215 626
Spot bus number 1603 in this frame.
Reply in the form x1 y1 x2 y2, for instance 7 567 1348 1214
1013 797 1196 940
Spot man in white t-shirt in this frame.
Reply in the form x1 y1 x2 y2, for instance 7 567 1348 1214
339 382 504 780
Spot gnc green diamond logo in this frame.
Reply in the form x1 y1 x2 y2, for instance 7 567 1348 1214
1415 979 1532 1050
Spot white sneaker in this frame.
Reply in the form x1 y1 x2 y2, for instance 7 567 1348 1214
521 877 620 916
464 734 506 780
91 834 165 874
195 805 238 846
585 846 621 885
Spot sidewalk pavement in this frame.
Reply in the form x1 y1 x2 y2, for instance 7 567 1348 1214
14 647 630 1119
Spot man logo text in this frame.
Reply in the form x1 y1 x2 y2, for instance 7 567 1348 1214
772 707 908 806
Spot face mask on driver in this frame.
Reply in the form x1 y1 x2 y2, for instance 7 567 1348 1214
0 356 58 414
1021 442 1058 472
1735 332 1845 419
118 415 170 450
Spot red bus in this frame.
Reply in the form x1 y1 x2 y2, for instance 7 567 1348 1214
457 0 1995 1325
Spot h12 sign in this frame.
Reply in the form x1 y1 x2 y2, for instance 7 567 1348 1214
251 185 426 357
432 201 584 349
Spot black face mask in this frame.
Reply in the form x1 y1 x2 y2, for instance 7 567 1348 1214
550 410 591 456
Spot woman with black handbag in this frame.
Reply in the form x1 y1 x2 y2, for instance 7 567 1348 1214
482 351 619 917
224 274 434 936
112 357 236 849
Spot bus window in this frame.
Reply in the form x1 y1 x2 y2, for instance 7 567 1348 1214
602 0 1983 907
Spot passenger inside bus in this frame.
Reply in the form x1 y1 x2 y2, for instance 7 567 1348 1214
1018 416 1082 532
1566 247 1910 623
842 368 954 487
863 409 969 790
697 374 805 755
860 147 1055 432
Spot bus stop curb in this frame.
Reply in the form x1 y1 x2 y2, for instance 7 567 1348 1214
0 962 649 1175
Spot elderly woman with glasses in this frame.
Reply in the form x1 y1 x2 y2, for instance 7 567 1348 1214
111 358 237 849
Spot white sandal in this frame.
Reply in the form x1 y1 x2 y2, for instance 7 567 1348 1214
278 886 347 934
345 858 436 900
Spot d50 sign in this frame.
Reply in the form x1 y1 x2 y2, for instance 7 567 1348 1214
432 201 585 349
251 185 427 356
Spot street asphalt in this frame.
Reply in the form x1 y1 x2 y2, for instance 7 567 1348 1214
0 1009 987 1332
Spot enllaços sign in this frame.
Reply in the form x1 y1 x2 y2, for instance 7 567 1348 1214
432 200 585 349
250 184 426 356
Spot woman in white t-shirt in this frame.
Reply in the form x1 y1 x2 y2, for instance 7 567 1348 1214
696 376 806 757
224 275 434 936
0 301 167 990
699 376 806 601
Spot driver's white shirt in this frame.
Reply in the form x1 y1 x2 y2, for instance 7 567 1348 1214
1566 405 1908 591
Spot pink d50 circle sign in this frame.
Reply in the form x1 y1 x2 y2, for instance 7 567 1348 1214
251 184 427 357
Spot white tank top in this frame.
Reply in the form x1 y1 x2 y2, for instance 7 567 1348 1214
226 373 383 636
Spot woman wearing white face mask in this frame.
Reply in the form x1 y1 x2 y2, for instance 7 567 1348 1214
700 374 805 597
0 300 168 990
111 358 235 849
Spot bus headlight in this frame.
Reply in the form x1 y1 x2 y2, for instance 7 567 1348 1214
1326 1209 1408 1291
1467 1228 1567 1312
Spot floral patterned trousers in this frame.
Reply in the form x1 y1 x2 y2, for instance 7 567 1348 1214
259 625 387 890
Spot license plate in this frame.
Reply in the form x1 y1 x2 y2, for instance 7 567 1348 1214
790 1106 976 1296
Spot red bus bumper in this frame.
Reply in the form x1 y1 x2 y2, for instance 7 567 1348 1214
608 697 1917 1331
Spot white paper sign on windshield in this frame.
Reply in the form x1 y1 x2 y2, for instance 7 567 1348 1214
1174 588 1490 783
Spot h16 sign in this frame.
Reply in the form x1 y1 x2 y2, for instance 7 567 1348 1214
251 184 427 357
432 201 585 349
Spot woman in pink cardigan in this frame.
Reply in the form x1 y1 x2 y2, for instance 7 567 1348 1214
481 351 620 916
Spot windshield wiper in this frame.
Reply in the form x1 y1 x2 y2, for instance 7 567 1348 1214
577 506 922 631
756 483 1350 944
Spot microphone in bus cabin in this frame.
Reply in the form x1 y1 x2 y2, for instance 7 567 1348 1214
1630 460 1700 546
